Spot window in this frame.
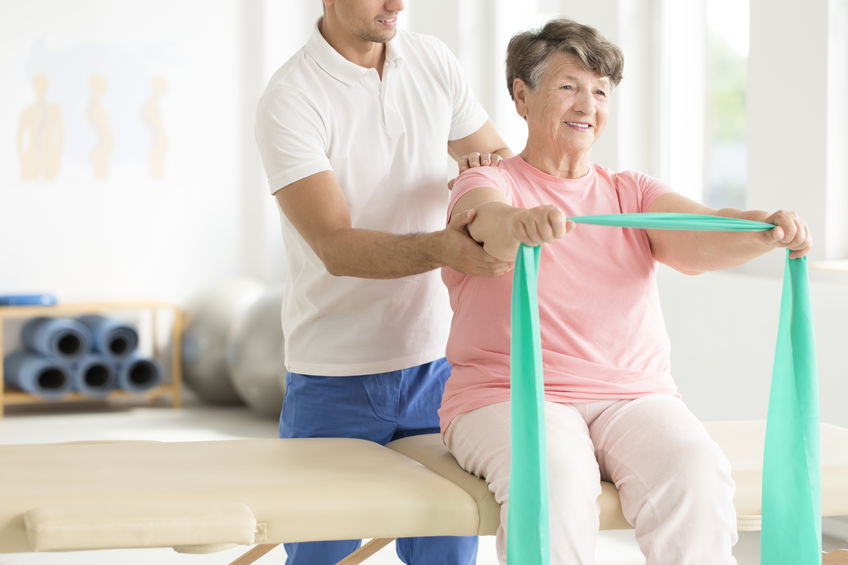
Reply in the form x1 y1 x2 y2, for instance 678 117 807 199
703 0 749 209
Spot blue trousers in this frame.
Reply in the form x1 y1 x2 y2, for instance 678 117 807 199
280 359 478 565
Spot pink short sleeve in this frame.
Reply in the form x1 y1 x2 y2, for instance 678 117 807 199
447 166 510 222
634 171 674 211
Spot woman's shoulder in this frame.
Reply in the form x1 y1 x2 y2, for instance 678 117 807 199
452 164 511 196
593 164 673 211
594 165 667 192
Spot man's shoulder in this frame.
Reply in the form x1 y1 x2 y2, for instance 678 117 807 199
264 46 315 90
258 45 328 116
396 28 445 47
393 28 453 63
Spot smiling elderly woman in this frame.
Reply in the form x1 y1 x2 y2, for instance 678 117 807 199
437 18 812 565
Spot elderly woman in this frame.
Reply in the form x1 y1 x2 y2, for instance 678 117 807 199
438 19 811 565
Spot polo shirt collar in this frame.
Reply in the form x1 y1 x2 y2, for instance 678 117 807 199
305 19 405 85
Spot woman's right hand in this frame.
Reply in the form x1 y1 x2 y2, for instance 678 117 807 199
508 205 572 247
477 204 573 262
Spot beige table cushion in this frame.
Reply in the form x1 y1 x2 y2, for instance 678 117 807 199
387 420 848 533
706 420 848 530
2 421 846 554
0 438 480 553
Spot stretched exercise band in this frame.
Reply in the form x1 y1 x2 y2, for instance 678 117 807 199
508 213 820 565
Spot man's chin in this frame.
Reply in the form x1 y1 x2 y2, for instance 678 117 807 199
361 29 396 43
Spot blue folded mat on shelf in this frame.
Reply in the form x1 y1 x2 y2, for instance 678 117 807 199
0 294 58 307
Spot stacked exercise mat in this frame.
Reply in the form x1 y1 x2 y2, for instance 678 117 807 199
2 315 163 399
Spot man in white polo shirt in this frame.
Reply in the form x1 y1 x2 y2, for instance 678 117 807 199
254 1 512 563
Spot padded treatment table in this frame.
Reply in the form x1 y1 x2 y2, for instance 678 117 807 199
0 421 846 564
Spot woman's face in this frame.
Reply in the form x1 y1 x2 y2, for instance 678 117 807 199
516 51 611 158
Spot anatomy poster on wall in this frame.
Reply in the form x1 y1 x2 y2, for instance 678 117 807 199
1 0 242 187
15 41 170 183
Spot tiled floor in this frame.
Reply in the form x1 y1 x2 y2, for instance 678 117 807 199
0 400 843 564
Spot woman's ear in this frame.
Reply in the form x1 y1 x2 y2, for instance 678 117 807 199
513 78 529 119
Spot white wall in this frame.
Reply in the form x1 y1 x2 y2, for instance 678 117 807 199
1 0 845 425
1 0 293 304
748 0 847 260
659 266 848 428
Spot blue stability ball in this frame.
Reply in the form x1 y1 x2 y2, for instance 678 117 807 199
226 287 286 417
77 315 139 359
182 277 265 405
3 351 73 399
21 317 91 360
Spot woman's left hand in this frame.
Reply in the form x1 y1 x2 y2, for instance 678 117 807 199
763 210 813 258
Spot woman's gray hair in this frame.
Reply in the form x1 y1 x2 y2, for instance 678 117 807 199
506 19 624 100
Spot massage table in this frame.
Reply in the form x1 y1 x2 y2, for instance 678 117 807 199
1 421 846 564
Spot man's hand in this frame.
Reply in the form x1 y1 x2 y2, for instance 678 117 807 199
438 208 513 276
448 152 504 190
762 210 812 258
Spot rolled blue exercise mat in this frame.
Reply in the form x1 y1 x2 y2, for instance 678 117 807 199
115 353 164 393
0 294 58 306
71 355 116 398
20 316 91 360
77 315 139 359
2 350 73 399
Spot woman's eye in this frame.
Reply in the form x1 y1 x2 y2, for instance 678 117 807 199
561 84 573 90
595 90 607 97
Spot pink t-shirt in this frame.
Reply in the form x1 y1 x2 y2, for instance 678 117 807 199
439 156 679 434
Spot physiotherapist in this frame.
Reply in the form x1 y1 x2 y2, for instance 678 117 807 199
254 1 512 563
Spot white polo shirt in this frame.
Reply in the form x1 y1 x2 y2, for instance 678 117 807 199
255 24 488 376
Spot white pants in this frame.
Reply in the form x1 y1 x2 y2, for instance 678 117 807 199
444 395 738 565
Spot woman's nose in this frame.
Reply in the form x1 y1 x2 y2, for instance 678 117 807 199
573 89 594 114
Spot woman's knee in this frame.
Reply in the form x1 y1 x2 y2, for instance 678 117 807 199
662 438 734 503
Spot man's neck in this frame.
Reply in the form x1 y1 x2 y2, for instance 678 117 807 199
319 16 387 76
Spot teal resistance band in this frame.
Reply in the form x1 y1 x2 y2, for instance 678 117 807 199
508 243 549 565
570 212 774 231
507 213 820 565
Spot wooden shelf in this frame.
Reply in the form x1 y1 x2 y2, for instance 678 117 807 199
0 301 182 417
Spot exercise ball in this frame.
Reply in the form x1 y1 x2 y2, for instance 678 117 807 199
182 277 265 405
227 287 286 417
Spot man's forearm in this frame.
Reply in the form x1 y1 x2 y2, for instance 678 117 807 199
315 210 513 279
316 228 444 279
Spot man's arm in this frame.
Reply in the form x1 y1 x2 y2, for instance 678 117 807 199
646 192 812 275
274 170 512 279
448 119 514 162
